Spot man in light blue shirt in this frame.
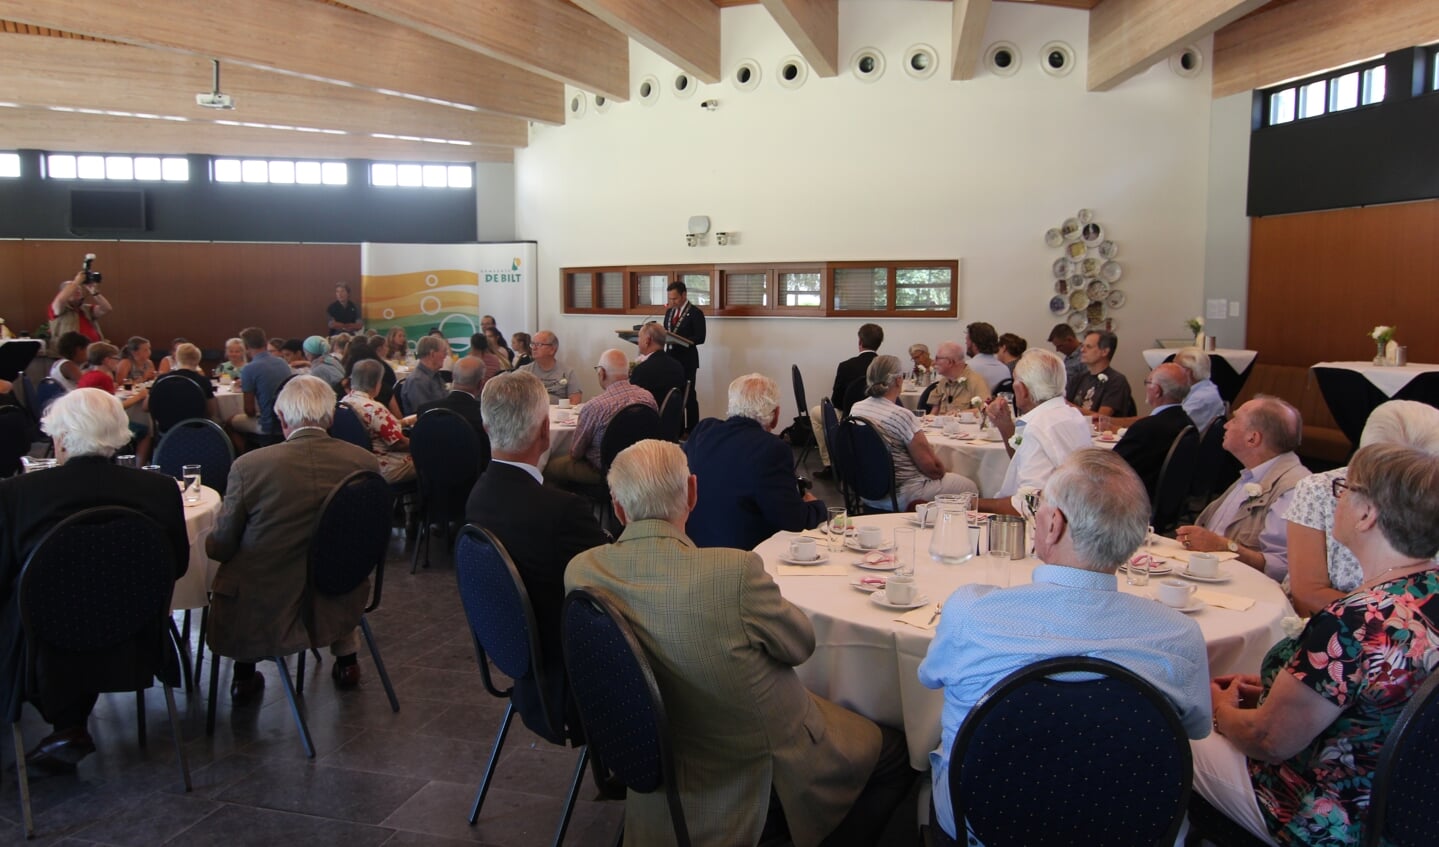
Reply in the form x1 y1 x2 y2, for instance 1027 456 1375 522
919 449 1212 843
1175 347 1226 433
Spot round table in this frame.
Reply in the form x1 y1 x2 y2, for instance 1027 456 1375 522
900 386 925 411
169 484 223 611
757 512 1293 768
213 381 246 422
539 404 580 470
922 416 1118 497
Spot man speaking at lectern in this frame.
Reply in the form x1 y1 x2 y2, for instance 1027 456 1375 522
664 280 705 433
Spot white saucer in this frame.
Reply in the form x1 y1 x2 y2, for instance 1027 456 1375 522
845 540 896 554
777 552 830 566
1177 567 1230 584
850 577 888 593
1153 596 1204 614
854 558 903 572
1121 561 1173 577
870 591 931 611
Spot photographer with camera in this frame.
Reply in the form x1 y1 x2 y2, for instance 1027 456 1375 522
48 256 112 353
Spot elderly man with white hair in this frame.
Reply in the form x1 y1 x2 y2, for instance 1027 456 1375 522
925 340 990 416
207 375 381 701
683 373 827 549
920 449 1212 845
1112 362 1193 500
1174 347 1226 433
546 348 655 486
0 388 189 771
566 439 913 846
975 349 1095 516
628 322 685 410
342 358 415 484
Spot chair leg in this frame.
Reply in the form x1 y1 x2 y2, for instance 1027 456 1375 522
162 684 192 792
136 689 147 748
205 650 220 737
194 607 208 687
469 702 516 825
295 651 306 696
12 722 34 839
271 655 315 759
169 617 195 694
360 616 399 713
409 506 427 574
551 745 590 847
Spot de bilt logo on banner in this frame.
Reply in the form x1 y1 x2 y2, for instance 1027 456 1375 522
482 257 523 283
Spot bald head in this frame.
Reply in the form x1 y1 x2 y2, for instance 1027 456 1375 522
597 348 629 388
1149 363 1190 406
934 341 966 379
451 356 484 393
638 323 667 355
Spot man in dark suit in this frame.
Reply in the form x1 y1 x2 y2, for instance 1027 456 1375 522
464 371 608 743
808 323 884 480
685 373 826 550
415 356 491 471
0 388 189 771
1113 363 1194 499
628 322 685 412
663 280 705 432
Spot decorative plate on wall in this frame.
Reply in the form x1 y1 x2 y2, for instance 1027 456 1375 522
1082 222 1103 244
1086 279 1109 300
1066 240 1087 259
1067 310 1087 331
1067 274 1085 292
1106 289 1127 308
1081 257 1101 277
1045 228 1064 248
1069 290 1090 310
1061 218 1081 240
1098 240 1118 259
1049 295 1069 314
1044 210 1125 330
1077 208 1095 225
1054 279 1068 295
1052 257 1070 278
1100 260 1123 283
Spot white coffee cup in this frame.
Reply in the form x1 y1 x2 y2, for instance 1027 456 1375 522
788 537 818 561
886 574 918 606
1188 552 1220 578
1156 579 1197 608
558 398 571 409
856 526 884 549
982 428 1002 442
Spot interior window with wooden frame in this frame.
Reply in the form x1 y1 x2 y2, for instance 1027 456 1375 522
563 267 626 313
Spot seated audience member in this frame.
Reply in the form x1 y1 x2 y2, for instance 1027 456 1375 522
279 338 309 370
416 356 490 467
156 337 187 375
1 389 188 770
908 343 934 381
546 349 654 486
466 332 505 385
47 270 109 353
925 341 990 416
628 323 685 411
997 332 1027 373
342 359 415 484
464 371 607 741
809 322 884 479
156 342 219 420
385 326 409 365
268 338 285 359
1112 363 1192 499
920 449 1211 844
342 335 401 417
229 326 292 447
519 331 581 404
851 355 978 510
115 336 157 384
206 376 380 701
1065 330 1134 417
684 373 826 549
1047 323 1086 390
1177 396 1309 582
402 335 449 412
566 439 914 846
304 335 345 391
48 330 89 391
485 327 514 370
329 332 352 360
216 336 247 380
964 322 1011 390
1285 399 1439 616
510 332 534 369
327 283 363 336
1192 443 1439 847
976 349 1094 516
1173 346 1226 433
76 342 152 460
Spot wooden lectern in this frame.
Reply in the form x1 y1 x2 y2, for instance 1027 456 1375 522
615 326 694 348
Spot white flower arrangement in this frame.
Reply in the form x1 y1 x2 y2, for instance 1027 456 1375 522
1097 373 1108 384
970 396 985 408
1371 325 1396 344
558 377 568 387
1242 482 1263 504
1185 316 1205 335
1280 615 1307 639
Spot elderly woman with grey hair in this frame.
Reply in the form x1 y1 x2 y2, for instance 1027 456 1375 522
340 359 414 483
1285 399 1439 616
848 355 977 511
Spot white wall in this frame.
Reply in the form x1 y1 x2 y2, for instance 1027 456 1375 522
475 162 517 242
1201 92 1254 350
515 0 1217 423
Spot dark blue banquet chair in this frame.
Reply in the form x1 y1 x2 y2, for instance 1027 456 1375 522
453 525 587 846
10 507 191 838
657 387 683 443
932 656 1191 847
148 373 208 436
408 408 485 572
1151 425 1199 535
791 365 815 470
330 402 371 450
917 381 939 411
33 377 66 418
1364 670 1439 847
834 416 899 514
0 405 30 478
562 587 690 847
599 403 665 473
154 417 235 496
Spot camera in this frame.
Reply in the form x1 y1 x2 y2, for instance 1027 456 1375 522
81 253 102 285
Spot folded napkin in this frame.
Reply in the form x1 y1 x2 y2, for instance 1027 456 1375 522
895 604 942 631
776 563 850 577
1193 588 1255 612
1149 546 1239 565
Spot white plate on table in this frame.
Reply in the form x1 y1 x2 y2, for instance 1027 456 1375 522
1177 567 1231 584
870 591 931 611
777 552 831 566
1154 597 1205 614
1121 560 1173 577
854 556 903 572
845 540 895 554
850 576 889 593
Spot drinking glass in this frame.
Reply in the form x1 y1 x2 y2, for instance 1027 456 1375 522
1096 414 1112 434
893 527 916 578
826 507 848 553
142 464 162 473
182 464 203 504
114 454 137 468
1126 554 1151 587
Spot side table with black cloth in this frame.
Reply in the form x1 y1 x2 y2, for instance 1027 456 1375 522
663 301 704 430
1312 367 1392 446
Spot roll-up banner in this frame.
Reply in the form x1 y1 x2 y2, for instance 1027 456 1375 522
359 242 537 355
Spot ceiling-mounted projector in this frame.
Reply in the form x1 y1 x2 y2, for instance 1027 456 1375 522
195 92 235 110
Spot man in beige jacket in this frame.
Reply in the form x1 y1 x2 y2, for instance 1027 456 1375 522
566 439 913 846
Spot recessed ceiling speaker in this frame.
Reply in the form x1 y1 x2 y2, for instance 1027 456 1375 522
638 75 660 105
904 44 939 80
1170 45 1204 78
733 59 761 92
777 55 808 89
568 93 585 118
1040 41 1075 77
673 72 696 99
851 48 886 82
985 42 1021 77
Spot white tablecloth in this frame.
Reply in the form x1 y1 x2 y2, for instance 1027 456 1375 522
922 417 1118 497
539 404 580 469
899 387 924 411
1143 347 1258 374
758 512 1292 768
1310 361 1439 398
169 485 223 611
214 383 245 421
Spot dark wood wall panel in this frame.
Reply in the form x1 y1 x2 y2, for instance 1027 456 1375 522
1248 200 1439 367
0 240 359 350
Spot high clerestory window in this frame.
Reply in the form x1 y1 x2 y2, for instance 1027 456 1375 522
213 158 348 185
45 154 189 181
369 162 473 189
0 153 19 178
1261 58 1386 127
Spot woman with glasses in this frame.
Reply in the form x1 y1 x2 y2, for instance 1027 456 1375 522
1192 443 1439 846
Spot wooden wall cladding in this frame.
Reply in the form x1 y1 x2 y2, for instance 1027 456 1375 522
1247 200 1439 367
0 240 360 350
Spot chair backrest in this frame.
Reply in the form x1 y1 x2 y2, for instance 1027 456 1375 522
918 381 938 411
657 387 683 442
1187 415 1239 505
992 377 1014 397
836 416 899 512
950 656 1192 847
600 403 665 472
148 373 208 434
792 364 808 414
154 417 235 495
392 378 409 416
330 402 371 450
820 398 840 456
35 377 66 417
1366 670 1439 847
563 588 690 846
410 408 482 519
0 405 30 478
1152 425 1200 534
309 470 393 610
841 376 866 416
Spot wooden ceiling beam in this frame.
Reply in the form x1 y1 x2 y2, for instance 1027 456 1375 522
950 0 993 81
1087 0 1269 91
575 0 721 83
0 36 527 149
1213 0 1439 98
759 0 838 78
340 0 631 101
0 0 565 124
